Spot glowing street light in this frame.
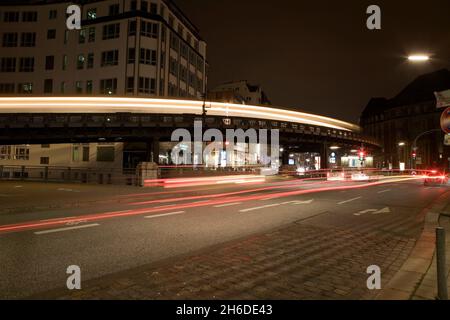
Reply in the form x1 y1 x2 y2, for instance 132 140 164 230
407 55 430 62
398 142 406 147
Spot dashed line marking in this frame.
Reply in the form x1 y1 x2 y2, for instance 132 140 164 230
337 196 362 205
144 211 185 219
377 189 391 194
239 203 280 213
213 202 242 208
34 223 99 235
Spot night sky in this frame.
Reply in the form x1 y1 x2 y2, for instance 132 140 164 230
176 0 450 123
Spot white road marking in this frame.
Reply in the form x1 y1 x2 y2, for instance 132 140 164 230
239 203 280 213
354 209 377 216
144 211 185 219
40 216 76 222
338 196 362 205
281 199 314 205
377 189 391 194
34 223 99 235
213 202 242 208
373 207 391 214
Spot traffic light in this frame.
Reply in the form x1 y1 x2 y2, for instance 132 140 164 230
359 150 366 161
412 152 417 160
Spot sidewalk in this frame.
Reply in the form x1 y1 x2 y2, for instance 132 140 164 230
377 191 450 300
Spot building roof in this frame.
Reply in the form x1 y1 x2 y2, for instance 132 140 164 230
361 69 450 117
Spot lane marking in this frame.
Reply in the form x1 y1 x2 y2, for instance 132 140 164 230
213 202 242 208
144 211 185 219
34 223 99 235
377 189 391 194
338 196 362 205
239 203 280 213
281 199 314 205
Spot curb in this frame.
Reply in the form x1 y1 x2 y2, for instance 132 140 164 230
376 190 450 300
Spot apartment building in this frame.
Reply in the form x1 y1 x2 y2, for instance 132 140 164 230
0 0 207 176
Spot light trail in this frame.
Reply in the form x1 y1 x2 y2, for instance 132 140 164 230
0 176 421 235
0 97 359 132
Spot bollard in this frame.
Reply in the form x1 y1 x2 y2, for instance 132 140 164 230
436 227 448 300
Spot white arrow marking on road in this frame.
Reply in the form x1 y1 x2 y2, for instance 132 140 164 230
373 207 391 214
338 196 362 205
354 209 377 216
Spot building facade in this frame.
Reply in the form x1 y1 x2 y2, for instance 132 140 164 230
360 69 450 170
0 0 207 173
208 80 271 105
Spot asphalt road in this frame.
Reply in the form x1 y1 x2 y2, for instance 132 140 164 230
0 176 448 299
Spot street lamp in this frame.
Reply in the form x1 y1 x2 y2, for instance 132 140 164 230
407 54 430 62
398 142 406 147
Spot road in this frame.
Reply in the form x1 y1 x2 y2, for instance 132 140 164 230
0 176 448 299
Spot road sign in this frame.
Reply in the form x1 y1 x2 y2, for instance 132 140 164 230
445 134 450 146
441 107 450 133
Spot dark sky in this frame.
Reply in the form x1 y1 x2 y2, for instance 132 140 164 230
175 0 450 123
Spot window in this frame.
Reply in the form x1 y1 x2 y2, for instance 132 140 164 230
127 48 136 64
141 21 158 38
60 82 66 93
19 57 34 72
139 48 157 65
62 55 68 70
87 8 97 20
109 4 120 16
49 10 57 20
141 1 148 12
86 80 93 94
0 146 12 160
73 145 90 162
79 28 86 43
126 77 134 93
4 11 19 22
130 1 137 11
88 27 95 42
100 79 117 95
2 33 18 47
83 146 90 161
76 81 83 94
44 79 53 93
103 23 120 40
22 11 37 22
128 20 137 36
101 50 119 66
40 157 50 165
18 83 33 94
0 58 16 72
77 54 85 69
169 57 178 76
47 29 56 40
170 33 179 51
97 146 115 162
87 53 94 68
150 3 158 14
169 15 174 28
62 31 69 45
15 146 30 160
45 56 54 70
138 77 156 94
21 32 36 47
0 83 15 94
